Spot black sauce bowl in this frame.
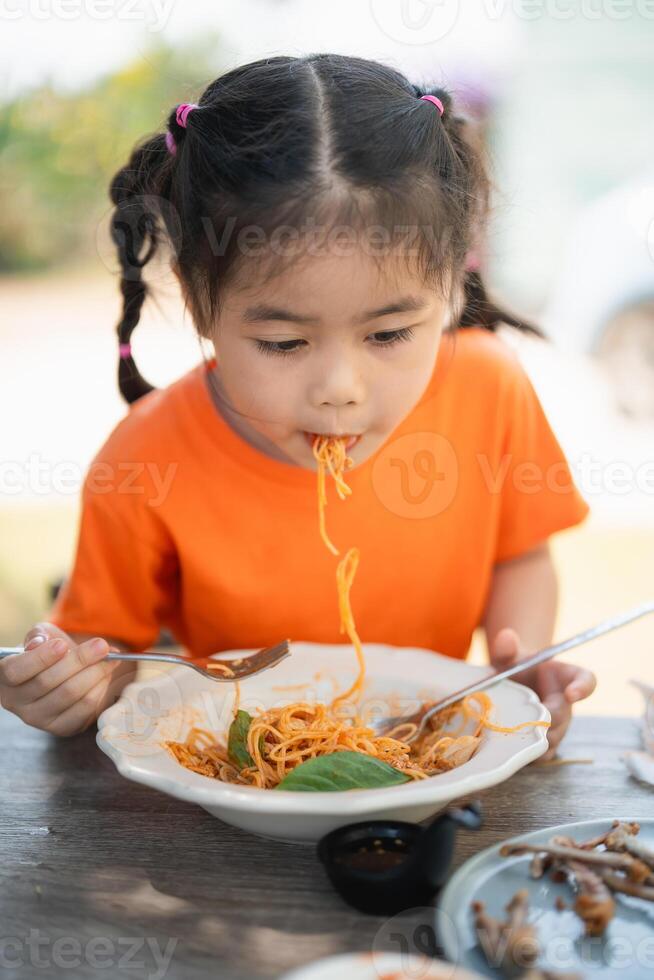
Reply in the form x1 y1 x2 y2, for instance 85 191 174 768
317 801 482 915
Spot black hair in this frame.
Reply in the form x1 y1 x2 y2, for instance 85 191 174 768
109 53 540 406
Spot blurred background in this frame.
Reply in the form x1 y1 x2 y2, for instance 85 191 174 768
1 0 653 716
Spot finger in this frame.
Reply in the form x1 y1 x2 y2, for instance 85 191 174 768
535 661 568 700
21 658 133 726
564 667 597 703
490 627 521 667
541 691 571 752
0 637 69 688
542 690 570 722
539 661 597 703
23 621 71 647
43 670 128 738
12 637 110 704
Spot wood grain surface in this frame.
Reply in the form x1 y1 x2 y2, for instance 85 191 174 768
1 711 652 979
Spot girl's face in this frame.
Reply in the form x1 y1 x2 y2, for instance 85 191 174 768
206 250 451 470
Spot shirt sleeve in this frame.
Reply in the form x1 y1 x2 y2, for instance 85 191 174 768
494 357 590 562
49 457 180 650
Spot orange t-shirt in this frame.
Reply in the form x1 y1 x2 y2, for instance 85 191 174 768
50 328 589 659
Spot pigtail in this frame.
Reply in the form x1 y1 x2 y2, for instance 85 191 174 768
458 269 542 336
109 134 170 405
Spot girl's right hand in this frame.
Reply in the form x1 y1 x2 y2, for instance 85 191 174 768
0 622 132 736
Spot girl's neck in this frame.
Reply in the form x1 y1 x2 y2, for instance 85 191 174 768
205 361 299 467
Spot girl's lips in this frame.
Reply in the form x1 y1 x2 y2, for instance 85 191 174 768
303 432 362 452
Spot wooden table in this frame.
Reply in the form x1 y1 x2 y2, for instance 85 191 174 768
1 712 652 980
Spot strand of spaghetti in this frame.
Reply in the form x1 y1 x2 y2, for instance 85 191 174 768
313 438 339 556
314 435 352 499
463 691 550 733
311 436 366 705
331 546 366 706
205 662 236 677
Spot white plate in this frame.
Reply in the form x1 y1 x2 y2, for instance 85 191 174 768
437 818 654 979
280 951 484 979
96 641 549 842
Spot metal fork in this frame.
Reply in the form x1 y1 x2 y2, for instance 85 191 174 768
372 601 654 742
0 638 292 683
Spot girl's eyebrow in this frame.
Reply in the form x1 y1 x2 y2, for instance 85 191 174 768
242 295 429 326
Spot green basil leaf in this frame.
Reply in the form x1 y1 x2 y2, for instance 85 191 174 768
227 710 254 770
276 750 412 792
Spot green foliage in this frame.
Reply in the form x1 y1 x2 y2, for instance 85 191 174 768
0 36 223 272
227 710 255 770
276 751 412 792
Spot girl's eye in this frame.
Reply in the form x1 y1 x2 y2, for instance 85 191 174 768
254 326 414 358
368 326 414 348
255 339 308 357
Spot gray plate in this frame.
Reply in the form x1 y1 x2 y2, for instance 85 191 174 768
436 818 654 979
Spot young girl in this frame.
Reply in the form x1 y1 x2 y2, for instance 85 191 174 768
1 54 595 759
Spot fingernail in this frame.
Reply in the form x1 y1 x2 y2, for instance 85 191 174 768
25 635 47 651
52 639 68 655
90 638 107 656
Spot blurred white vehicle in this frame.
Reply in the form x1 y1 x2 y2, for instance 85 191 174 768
543 172 654 418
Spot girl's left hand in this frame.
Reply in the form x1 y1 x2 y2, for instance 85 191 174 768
489 627 597 760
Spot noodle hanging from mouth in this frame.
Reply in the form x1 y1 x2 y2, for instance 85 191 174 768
310 436 367 706
166 436 549 788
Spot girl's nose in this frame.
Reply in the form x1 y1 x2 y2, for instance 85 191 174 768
309 354 366 409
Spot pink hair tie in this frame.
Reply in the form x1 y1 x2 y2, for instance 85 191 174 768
119 343 132 359
420 94 444 117
176 102 198 128
465 249 481 272
166 103 199 156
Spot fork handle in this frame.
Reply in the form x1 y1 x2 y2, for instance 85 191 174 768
0 647 180 666
420 600 654 726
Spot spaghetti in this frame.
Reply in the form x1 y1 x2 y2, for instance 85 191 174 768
166 435 549 788
311 435 366 705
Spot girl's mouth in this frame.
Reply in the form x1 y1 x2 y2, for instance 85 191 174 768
303 432 362 452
